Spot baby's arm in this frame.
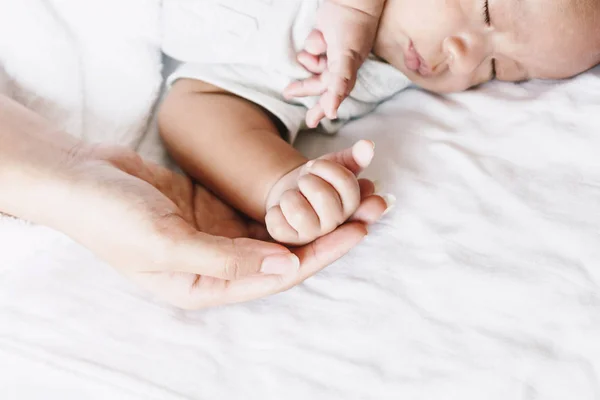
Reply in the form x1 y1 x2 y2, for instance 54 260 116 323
284 0 386 127
158 79 373 245
159 78 305 223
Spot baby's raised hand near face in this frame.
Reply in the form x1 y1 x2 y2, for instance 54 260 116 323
265 140 378 246
284 0 386 128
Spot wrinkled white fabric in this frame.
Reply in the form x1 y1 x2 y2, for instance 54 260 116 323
0 0 162 147
163 0 411 141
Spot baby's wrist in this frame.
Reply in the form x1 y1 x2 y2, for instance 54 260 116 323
264 160 307 214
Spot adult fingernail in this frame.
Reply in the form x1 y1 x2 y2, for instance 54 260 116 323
260 254 300 275
353 140 375 168
360 140 375 151
382 194 397 216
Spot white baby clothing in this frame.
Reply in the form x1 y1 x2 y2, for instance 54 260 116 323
162 0 412 142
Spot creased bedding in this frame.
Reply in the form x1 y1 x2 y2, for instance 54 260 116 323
1 1 600 399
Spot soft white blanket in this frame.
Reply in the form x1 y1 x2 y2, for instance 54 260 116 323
1 1 600 399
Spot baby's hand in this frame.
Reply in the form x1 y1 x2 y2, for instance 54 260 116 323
283 0 384 128
265 140 375 246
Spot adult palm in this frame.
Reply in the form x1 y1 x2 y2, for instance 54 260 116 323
61 145 381 309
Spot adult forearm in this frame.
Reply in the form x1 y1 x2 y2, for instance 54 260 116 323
0 95 80 225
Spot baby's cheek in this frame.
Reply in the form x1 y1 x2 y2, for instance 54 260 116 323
494 58 528 83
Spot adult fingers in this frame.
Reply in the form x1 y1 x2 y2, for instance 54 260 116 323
154 215 300 279
358 178 375 199
319 140 375 176
184 222 369 308
353 180 396 223
350 195 389 224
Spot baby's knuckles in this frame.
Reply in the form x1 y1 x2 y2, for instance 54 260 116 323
308 160 360 210
279 190 321 236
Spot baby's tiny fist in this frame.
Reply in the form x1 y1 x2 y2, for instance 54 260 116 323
265 141 374 245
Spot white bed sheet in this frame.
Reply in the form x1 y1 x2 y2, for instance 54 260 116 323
2 70 600 399
2 1 600 398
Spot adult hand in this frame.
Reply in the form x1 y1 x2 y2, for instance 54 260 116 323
57 145 386 309
0 94 387 309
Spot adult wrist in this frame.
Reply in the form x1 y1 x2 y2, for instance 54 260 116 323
0 95 87 228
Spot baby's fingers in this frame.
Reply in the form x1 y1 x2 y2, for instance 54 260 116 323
328 50 362 86
319 90 344 120
284 75 327 100
304 29 327 56
306 103 326 128
297 51 327 75
279 189 321 242
297 173 344 234
265 205 299 244
305 160 361 218
324 55 361 118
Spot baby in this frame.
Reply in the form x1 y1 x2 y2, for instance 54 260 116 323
159 0 600 246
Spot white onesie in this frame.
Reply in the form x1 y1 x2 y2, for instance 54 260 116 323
162 0 412 142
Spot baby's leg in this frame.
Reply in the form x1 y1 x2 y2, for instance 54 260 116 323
158 78 371 245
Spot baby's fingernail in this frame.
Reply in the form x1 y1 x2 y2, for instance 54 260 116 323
382 194 397 216
261 254 300 275
306 160 316 169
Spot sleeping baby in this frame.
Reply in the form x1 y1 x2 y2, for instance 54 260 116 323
159 0 600 246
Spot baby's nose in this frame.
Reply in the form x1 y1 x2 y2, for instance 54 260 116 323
443 36 487 76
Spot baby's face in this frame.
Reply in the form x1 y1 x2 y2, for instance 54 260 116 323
374 0 600 93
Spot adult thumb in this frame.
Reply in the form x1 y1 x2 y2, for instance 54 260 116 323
319 140 374 176
167 231 300 280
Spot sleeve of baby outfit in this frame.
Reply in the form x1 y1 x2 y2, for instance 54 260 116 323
167 63 309 143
